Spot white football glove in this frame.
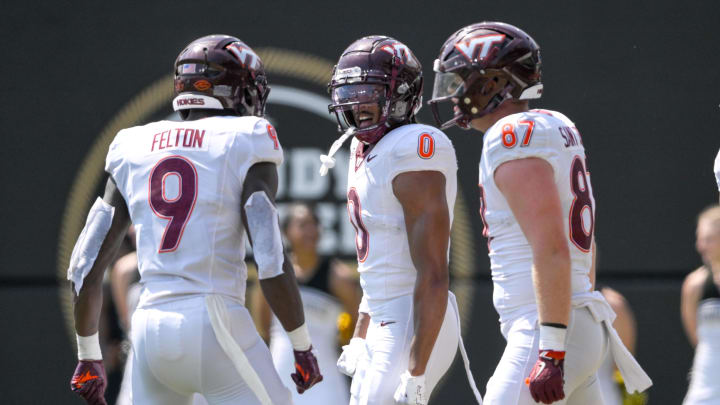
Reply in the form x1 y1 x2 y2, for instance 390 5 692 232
393 370 427 405
337 337 368 377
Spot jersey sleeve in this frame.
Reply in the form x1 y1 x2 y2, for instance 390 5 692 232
484 118 560 175
248 118 283 167
386 129 457 181
104 130 128 186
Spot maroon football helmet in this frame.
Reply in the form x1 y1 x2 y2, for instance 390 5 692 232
428 22 542 129
173 35 269 119
328 36 423 144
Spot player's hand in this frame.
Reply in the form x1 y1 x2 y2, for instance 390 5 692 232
337 337 367 377
70 360 107 405
526 350 565 404
291 346 323 394
393 370 427 405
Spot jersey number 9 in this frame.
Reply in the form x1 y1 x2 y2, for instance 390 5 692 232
148 156 198 253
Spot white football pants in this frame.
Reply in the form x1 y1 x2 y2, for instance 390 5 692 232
130 295 293 405
350 293 459 405
484 306 609 405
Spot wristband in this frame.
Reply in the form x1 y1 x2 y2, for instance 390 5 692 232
288 323 312 351
76 332 102 360
539 324 567 352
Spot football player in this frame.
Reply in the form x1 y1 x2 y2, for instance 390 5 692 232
681 206 720 404
428 22 652 404
67 34 322 405
320 36 483 405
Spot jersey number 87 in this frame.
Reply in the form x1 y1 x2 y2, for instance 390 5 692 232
478 155 594 252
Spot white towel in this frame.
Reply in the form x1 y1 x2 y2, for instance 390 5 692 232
573 291 653 393
205 295 274 405
449 292 484 404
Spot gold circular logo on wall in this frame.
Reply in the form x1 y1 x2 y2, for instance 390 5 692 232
56 47 478 347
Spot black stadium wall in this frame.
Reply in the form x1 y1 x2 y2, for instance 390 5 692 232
2 1 719 403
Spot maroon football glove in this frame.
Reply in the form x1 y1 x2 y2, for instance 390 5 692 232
70 360 107 405
290 346 323 394
526 350 565 404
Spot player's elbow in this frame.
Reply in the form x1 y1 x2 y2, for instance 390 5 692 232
532 236 570 263
416 265 449 293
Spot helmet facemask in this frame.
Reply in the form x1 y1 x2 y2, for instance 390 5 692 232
330 83 387 135
430 67 517 130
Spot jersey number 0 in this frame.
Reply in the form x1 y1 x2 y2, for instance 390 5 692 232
347 188 369 262
148 155 198 253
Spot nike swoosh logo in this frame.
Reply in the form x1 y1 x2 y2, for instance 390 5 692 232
380 321 395 327
367 155 377 162
537 360 546 375
72 370 99 387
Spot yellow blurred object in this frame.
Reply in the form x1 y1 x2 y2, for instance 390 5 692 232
337 311 353 345
614 370 648 405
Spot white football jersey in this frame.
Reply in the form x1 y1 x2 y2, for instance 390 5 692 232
479 109 595 322
714 148 720 191
105 116 283 309
346 124 457 311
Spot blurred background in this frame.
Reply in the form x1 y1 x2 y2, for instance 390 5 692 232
2 0 720 403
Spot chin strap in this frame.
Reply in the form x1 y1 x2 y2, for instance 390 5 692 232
319 127 355 176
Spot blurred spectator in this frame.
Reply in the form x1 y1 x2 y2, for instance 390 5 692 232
681 206 720 404
252 202 361 405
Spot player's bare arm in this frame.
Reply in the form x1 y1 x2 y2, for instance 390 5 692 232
495 157 571 326
393 170 450 377
496 157 571 403
250 284 274 343
69 177 130 405
73 178 131 335
241 161 322 393
681 267 705 347
109 251 138 331
352 311 371 339
241 162 304 332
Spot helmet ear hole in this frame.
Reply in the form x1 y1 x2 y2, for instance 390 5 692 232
480 78 497 96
